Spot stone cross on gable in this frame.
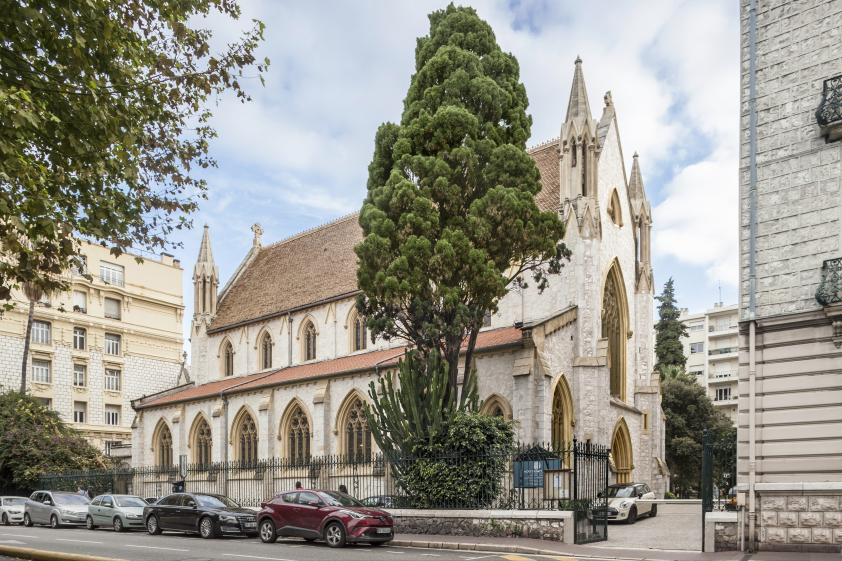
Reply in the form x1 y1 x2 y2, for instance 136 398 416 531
251 223 264 247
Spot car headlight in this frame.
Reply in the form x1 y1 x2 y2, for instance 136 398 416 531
340 510 367 519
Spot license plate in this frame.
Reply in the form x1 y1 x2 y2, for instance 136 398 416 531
375 527 391 534
244 522 256 528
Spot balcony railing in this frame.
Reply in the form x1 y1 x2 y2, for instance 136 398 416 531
709 370 737 380
816 257 842 306
817 75 842 142
709 347 737 356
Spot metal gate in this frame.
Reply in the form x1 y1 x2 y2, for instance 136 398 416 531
700 428 737 551
572 440 609 544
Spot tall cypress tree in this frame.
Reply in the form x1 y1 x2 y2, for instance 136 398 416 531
655 278 688 375
355 4 567 409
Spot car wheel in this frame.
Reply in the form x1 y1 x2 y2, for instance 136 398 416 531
50 514 61 529
23 513 32 527
259 519 277 544
1 513 8 526
113 517 124 532
146 515 162 535
626 506 637 525
86 516 96 530
324 522 346 548
199 516 218 539
649 504 658 518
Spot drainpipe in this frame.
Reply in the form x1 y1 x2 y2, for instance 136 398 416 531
221 394 229 496
746 0 759 552
287 312 293 366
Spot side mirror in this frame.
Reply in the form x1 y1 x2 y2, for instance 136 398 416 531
260 502 266 509
638 493 644 499
187 502 197 509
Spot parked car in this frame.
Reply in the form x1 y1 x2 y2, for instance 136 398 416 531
143 492 257 539
144 497 159 504
1 497 27 525
24 491 90 528
87 494 147 532
257 489 393 548
601 483 656 524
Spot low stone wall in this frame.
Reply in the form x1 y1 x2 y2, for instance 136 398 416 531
705 512 739 552
757 485 842 552
389 509 573 543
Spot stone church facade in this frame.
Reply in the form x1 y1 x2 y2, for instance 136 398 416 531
131 59 669 496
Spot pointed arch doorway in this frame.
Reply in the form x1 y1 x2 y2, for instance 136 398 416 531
610 418 633 484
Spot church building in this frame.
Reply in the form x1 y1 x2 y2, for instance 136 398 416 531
131 59 669 496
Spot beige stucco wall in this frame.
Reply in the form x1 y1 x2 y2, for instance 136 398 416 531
0 242 184 452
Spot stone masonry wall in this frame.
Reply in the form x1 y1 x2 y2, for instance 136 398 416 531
739 0 842 321
759 493 842 550
394 514 565 542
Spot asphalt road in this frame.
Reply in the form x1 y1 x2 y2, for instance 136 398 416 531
0 525 610 561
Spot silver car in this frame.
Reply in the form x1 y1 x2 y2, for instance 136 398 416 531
86 495 147 532
1 497 27 525
24 491 90 528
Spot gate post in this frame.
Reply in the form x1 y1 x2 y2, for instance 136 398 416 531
701 429 714 552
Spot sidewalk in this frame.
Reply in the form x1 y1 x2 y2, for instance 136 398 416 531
393 533 842 560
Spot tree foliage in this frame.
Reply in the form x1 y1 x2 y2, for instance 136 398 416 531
0 0 267 303
355 4 567 408
661 371 734 497
655 278 688 376
0 392 107 491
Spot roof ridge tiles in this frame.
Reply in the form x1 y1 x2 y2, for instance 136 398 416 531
527 137 560 153
260 212 360 251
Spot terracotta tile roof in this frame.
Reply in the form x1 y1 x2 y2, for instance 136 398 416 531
136 326 524 409
209 143 561 332
529 140 561 212
210 214 363 332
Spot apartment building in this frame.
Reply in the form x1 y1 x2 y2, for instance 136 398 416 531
0 242 185 455
679 303 739 423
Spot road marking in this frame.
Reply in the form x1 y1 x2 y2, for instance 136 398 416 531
419 555 440 557
125 544 189 552
55 538 102 544
222 554 298 561
0 540 26 545
546 557 577 561
461 556 499 560
502 555 536 561
0 533 30 538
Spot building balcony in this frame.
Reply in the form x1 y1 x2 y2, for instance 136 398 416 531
816 256 841 306
708 325 738 338
817 75 842 142
713 395 738 407
708 347 738 361
708 371 737 383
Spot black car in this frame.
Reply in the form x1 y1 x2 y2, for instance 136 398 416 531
143 493 257 539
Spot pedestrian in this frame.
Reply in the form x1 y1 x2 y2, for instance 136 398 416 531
76 486 87 497
295 481 303 490
338 484 348 495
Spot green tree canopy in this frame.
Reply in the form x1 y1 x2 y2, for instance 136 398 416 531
661 371 734 497
355 4 567 407
655 278 688 375
0 0 267 303
0 392 106 491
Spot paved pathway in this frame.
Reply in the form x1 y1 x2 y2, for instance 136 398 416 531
604 502 701 551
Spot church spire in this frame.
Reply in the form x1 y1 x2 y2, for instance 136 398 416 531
193 224 219 319
565 56 592 126
628 152 649 221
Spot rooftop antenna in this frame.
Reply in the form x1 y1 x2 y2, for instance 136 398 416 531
718 281 723 307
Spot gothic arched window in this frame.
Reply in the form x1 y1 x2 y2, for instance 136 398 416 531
303 320 317 361
343 398 371 461
222 341 234 377
351 312 367 352
236 412 258 465
284 403 310 464
602 262 629 401
192 417 212 466
260 332 272 370
155 423 173 467
607 189 623 226
480 395 511 420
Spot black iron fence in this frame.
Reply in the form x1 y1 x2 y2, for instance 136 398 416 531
37 442 608 514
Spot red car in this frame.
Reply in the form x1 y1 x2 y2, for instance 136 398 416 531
256 489 393 548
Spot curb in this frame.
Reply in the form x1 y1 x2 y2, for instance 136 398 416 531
0 545 131 561
391 539 596 558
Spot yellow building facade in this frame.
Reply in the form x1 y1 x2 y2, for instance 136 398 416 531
0 242 184 455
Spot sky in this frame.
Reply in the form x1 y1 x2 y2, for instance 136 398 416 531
163 0 741 345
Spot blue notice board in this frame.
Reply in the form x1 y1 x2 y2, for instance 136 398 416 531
514 458 560 488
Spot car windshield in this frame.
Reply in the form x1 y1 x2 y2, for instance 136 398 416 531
53 494 90 505
606 486 636 498
195 495 239 509
320 491 363 507
115 496 147 507
3 498 25 506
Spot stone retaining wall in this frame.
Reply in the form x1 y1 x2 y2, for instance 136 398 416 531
759 491 842 551
389 510 572 543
